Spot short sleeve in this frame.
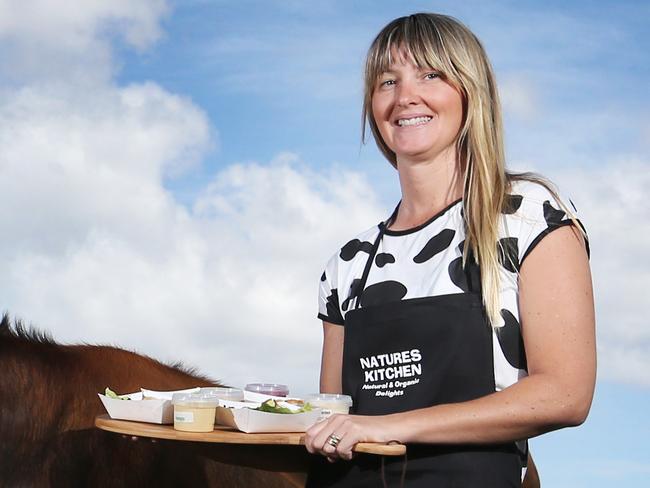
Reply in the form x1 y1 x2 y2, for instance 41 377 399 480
504 180 589 268
317 253 345 326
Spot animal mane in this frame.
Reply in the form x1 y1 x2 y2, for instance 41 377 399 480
166 360 215 383
1 313 56 344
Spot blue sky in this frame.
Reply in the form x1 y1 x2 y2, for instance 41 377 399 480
1 1 648 485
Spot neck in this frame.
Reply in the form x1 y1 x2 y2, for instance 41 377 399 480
393 149 464 229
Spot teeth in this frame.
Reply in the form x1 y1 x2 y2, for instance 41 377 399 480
397 116 432 127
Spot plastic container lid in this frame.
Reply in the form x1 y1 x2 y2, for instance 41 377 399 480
172 391 219 407
200 387 244 401
305 393 353 407
244 383 290 397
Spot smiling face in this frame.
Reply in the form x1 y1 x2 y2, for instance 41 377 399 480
371 51 464 166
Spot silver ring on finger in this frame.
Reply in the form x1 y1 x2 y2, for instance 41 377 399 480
327 433 342 448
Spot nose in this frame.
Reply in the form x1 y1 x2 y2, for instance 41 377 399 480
396 78 419 106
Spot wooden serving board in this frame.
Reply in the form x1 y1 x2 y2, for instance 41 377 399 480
95 415 405 456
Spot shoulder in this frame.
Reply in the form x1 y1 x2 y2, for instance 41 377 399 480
319 223 381 291
502 176 586 265
338 226 382 261
505 176 578 224
324 224 382 269
506 177 574 216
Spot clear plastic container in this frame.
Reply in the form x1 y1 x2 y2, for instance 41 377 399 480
200 387 244 402
305 393 353 418
244 383 289 397
172 391 219 432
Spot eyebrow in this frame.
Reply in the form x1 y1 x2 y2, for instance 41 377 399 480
378 65 439 76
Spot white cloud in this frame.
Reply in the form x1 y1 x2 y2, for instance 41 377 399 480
0 0 167 50
2 146 384 392
0 0 169 83
0 82 210 257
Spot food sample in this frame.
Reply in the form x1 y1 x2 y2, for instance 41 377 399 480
244 383 289 397
171 391 219 432
305 394 353 418
255 399 313 414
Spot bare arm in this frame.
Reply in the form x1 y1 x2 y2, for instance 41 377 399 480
306 225 596 458
319 322 344 394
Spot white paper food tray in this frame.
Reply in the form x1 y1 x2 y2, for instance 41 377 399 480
98 387 200 424
216 405 322 433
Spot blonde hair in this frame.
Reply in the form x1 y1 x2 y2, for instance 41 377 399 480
362 13 520 327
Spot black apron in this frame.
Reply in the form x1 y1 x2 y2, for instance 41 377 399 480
308 215 523 487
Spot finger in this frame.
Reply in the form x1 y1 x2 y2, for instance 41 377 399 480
325 434 344 455
335 429 358 454
331 429 356 461
337 442 355 461
333 419 361 461
312 415 347 451
319 431 348 459
305 419 330 453
313 428 341 453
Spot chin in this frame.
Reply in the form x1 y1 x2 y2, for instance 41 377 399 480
395 149 436 163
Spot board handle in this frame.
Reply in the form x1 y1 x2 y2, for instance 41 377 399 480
354 442 406 456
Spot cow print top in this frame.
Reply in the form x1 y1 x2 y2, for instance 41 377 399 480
318 179 587 392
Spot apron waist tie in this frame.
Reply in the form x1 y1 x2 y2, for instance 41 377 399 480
381 442 407 488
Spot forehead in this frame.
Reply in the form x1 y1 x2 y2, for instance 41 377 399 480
373 42 446 77
385 47 419 69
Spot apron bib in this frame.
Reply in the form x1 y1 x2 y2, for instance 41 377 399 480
308 218 523 488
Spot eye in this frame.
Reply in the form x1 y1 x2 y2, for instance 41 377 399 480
378 78 395 88
424 72 440 80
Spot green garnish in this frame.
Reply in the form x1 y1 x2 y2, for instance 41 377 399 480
104 387 130 400
255 399 313 414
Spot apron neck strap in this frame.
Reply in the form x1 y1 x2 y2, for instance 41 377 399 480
352 202 400 310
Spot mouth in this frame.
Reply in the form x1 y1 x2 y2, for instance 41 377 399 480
396 116 433 127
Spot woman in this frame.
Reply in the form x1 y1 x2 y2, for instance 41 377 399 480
305 13 595 487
